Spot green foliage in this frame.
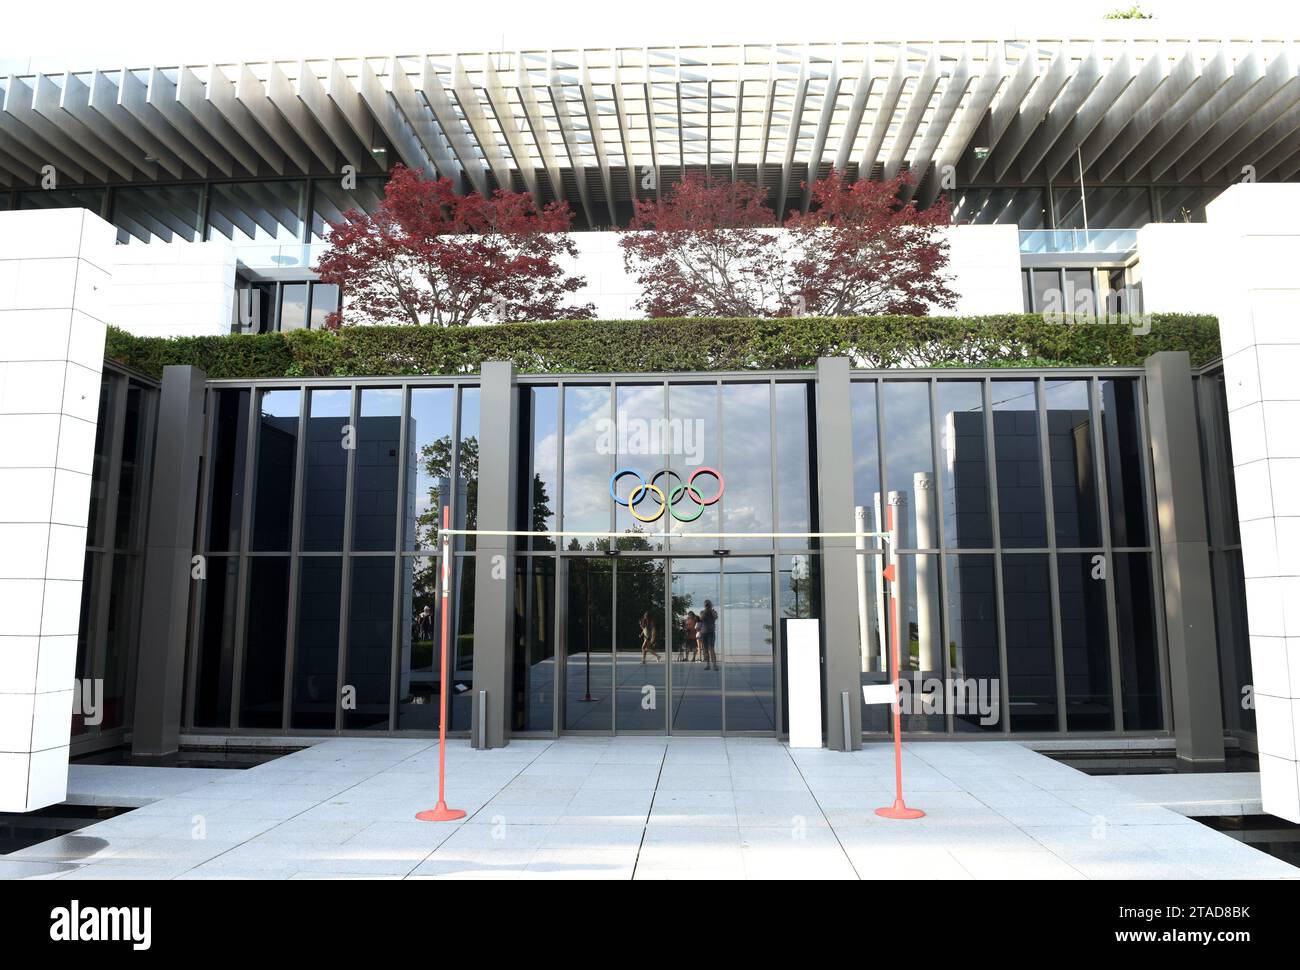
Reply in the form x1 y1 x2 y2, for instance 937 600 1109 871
1104 4 1154 18
104 313 1220 379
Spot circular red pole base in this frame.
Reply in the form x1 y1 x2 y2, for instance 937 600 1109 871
875 799 925 820
416 801 467 822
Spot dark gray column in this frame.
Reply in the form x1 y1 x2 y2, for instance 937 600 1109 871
814 357 862 751
470 361 518 748
131 365 207 758
1144 351 1225 763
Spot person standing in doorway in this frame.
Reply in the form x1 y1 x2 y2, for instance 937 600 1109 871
640 611 661 663
699 600 719 671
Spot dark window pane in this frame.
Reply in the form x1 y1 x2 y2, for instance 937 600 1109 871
17 187 106 214
1116 552 1162 730
565 557 612 730
1211 550 1254 733
450 554 475 729
111 183 203 244
86 379 112 546
345 557 395 730
206 180 306 244
193 557 239 728
301 389 349 551
1044 380 1102 547
882 382 935 547
252 390 300 551
1100 378 1149 546
950 187 1046 229
1021 269 1033 312
352 388 402 551
992 381 1047 548
1059 553 1115 731
947 554 1001 732
896 552 944 732
1004 554 1057 732
1064 268 1096 317
512 557 556 732
406 387 455 551
775 383 814 545
112 385 152 551
239 556 290 728
206 389 250 552
397 554 469 731
524 386 559 551
936 381 991 547
291 557 341 730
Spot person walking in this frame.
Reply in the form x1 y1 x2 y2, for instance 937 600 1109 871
640 611 661 663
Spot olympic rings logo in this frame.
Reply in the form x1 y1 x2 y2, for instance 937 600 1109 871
609 467 725 523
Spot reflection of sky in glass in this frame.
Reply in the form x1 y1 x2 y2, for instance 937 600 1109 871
563 385 612 541
775 383 811 537
882 382 933 545
360 387 402 417
531 387 559 534
851 382 881 520
261 388 300 418
936 381 988 549
668 383 717 548
722 383 773 547
408 388 454 550
615 384 664 542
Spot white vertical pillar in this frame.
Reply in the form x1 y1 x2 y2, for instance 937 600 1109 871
914 471 938 673
854 505 878 672
1208 183 1300 823
0 208 113 812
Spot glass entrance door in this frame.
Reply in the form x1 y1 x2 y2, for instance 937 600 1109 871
562 555 775 735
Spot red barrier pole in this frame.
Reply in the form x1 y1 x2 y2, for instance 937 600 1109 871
417 505 466 822
876 502 924 820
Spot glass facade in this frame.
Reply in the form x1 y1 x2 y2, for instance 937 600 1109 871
174 368 1180 741
850 374 1163 735
74 364 158 751
187 382 480 732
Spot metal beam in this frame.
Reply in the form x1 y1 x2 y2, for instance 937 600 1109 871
884 47 941 180
1075 45 1170 177
1036 47 1134 181
265 62 340 171
416 56 486 194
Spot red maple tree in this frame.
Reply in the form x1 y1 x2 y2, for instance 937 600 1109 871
785 170 956 316
619 170 955 317
315 165 595 326
618 175 790 317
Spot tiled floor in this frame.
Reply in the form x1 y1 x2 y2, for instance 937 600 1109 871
2 738 1296 880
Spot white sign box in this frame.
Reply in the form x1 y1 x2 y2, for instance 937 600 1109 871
787 619 822 748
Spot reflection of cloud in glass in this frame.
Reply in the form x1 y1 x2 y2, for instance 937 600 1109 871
563 386 612 536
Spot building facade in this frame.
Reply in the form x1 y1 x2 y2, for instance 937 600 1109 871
1 36 1299 821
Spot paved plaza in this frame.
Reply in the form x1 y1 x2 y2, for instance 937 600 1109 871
1 738 1296 880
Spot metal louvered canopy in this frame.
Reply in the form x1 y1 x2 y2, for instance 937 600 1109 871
1 38 1298 225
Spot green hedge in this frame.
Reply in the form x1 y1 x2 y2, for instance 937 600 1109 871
104 313 1221 379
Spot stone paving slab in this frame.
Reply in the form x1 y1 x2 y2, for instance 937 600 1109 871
3 738 1297 880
